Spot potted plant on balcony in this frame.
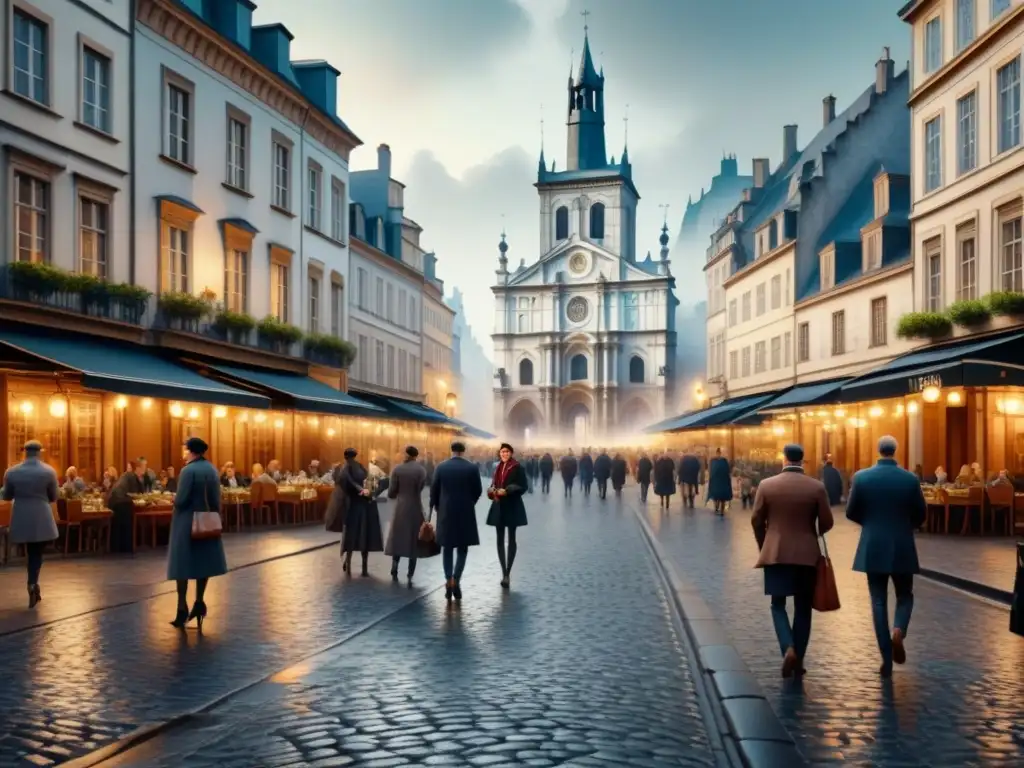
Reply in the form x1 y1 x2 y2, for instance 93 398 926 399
946 299 991 328
987 291 1024 317
64 273 109 316
257 316 303 354
212 310 256 344
896 311 953 340
7 261 68 302
304 333 357 369
158 291 212 331
106 282 152 323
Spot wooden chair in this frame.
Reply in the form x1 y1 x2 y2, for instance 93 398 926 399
249 482 277 526
956 486 985 535
275 488 302 525
985 485 1014 536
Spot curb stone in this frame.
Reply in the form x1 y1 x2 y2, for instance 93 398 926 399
631 505 807 768
918 567 1013 606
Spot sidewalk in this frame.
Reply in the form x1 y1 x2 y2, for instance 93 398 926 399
915 529 1016 599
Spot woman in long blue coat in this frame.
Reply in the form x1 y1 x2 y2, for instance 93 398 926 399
169 437 227 631
706 448 733 516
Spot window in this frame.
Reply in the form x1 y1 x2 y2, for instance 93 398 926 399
356 268 367 309
925 116 942 193
997 57 1021 155
831 311 845 356
924 16 942 73
956 223 977 301
1000 203 1023 292
224 249 247 313
14 172 48 263
331 179 346 241
623 355 642 384
570 354 588 381
783 331 792 367
820 248 835 290
308 274 320 332
357 335 368 380
770 336 781 370
519 358 534 386
408 296 416 330
729 350 738 380
874 176 889 218
386 284 394 323
81 47 111 133
623 293 639 330
12 10 47 104
398 289 408 327
273 140 290 210
271 261 289 322
375 277 384 315
387 345 395 388
226 114 248 189
728 299 737 326
864 230 882 271
925 238 943 310
741 291 751 321
797 322 810 363
755 284 766 315
160 224 188 292
956 0 975 51
870 297 887 347
589 203 605 239
770 275 781 309
741 346 751 377
785 269 791 305
993 0 1011 20
555 206 569 240
78 197 108 278
754 341 766 374
957 91 977 175
165 81 191 164
307 163 322 229
768 219 778 251
330 280 343 337
375 340 385 384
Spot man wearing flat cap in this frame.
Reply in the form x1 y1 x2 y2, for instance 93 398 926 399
2 440 59 607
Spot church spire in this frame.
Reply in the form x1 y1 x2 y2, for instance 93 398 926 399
566 12 606 172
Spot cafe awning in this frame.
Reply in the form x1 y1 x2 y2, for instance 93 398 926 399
206 364 384 416
349 390 452 425
757 377 852 411
651 391 783 432
447 417 497 440
0 329 269 408
839 332 1024 402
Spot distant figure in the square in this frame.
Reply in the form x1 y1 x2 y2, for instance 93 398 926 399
653 452 676 510
594 449 612 499
707 448 733 515
636 452 653 503
539 452 554 494
559 449 578 498
678 452 701 508
579 450 594 497
610 453 628 497
3 440 58 608
821 453 843 505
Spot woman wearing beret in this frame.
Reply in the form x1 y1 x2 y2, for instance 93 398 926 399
486 442 528 589
169 437 227 631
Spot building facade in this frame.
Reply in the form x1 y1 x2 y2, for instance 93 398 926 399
447 287 494 430
421 258 457 416
492 30 677 445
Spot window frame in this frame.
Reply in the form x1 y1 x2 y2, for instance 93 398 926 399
998 201 1023 293
308 267 322 333
225 104 251 192
820 246 836 291
924 237 943 311
870 297 888 348
330 176 347 242
221 222 255 314
77 178 115 279
307 160 323 230
831 310 846 356
588 202 605 240
956 221 977 301
956 90 977 176
797 322 810 363
160 66 195 169
271 131 293 213
996 56 1021 156
9 2 52 107
9 149 57 264
924 15 943 74
955 0 975 52
269 245 293 323
555 205 569 241
77 35 113 135
924 114 943 193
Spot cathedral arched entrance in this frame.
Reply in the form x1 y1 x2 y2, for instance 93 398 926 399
565 403 591 446
506 398 544 445
619 398 656 435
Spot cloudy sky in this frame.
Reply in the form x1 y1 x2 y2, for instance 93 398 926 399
255 0 908 355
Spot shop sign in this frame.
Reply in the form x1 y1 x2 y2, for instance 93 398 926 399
908 373 942 392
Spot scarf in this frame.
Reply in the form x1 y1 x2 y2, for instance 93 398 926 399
492 458 519 489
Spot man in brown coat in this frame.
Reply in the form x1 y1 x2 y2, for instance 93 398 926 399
752 444 834 677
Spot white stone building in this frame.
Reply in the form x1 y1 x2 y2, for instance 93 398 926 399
133 0 358 339
492 30 677 444
1 0 131 281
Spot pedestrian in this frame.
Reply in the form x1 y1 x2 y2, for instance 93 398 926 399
707 448 733 515
579 450 595 497
636 452 653 503
487 442 529 589
559 449 578 498
653 452 675 509
594 449 612 499
423 451 435 487
168 437 228 631
678 452 701 508
108 459 148 553
431 441 483 602
751 443 833 678
2 440 58 608
846 435 927 677
610 453 628 497
336 448 383 577
821 453 843 505
525 453 538 493
386 445 428 586
539 452 554 494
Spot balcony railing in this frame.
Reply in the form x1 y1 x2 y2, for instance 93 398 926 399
0 263 149 325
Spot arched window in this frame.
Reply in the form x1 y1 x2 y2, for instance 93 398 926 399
629 355 645 383
768 219 778 251
589 203 605 239
570 354 588 381
519 358 534 386
555 206 569 240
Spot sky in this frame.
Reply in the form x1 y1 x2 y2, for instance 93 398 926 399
254 0 909 357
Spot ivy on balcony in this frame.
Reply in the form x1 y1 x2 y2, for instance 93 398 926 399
897 291 1024 340
1 261 151 324
304 333 357 369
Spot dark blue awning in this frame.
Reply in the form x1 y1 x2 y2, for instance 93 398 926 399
448 417 496 439
647 392 783 433
350 390 452 425
0 329 269 408
207 364 384 416
757 378 851 411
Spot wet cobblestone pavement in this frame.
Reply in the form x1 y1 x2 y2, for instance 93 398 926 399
1 494 718 767
644 499 1024 766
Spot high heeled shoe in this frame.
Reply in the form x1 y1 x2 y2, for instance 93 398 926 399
28 584 41 609
170 606 189 629
452 580 462 601
188 600 207 632
342 552 352 573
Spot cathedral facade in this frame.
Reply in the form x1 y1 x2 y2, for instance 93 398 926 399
491 31 677 445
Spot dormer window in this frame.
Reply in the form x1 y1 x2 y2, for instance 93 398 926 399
863 228 882 271
873 174 889 219
820 246 836 291
768 219 778 251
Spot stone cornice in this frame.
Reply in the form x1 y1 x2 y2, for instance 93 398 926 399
137 0 360 163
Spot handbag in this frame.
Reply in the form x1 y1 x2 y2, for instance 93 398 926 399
416 509 440 558
812 534 841 612
191 483 223 540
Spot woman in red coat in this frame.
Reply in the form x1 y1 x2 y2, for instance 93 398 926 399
485 443 528 589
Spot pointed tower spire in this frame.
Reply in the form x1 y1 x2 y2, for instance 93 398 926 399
658 204 671 261
497 222 509 275
538 107 546 177
566 11 606 171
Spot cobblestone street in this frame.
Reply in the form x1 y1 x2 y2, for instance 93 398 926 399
0 493 718 767
644 497 1024 766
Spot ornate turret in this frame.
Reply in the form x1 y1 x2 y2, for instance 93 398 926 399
566 25 606 171
497 230 509 273
659 223 670 261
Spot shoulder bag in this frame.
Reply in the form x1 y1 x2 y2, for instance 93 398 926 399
417 506 440 558
812 533 840 612
191 478 223 540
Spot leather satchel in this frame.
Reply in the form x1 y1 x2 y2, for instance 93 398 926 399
812 534 840 612
191 483 223 540
416 509 440 558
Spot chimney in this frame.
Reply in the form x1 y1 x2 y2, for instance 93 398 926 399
823 95 836 127
377 144 392 177
783 125 798 160
876 46 895 94
752 158 770 189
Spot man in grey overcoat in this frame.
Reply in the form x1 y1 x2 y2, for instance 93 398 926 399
386 445 428 584
2 440 58 607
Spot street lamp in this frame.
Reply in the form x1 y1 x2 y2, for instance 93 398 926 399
694 383 707 408
445 393 457 418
